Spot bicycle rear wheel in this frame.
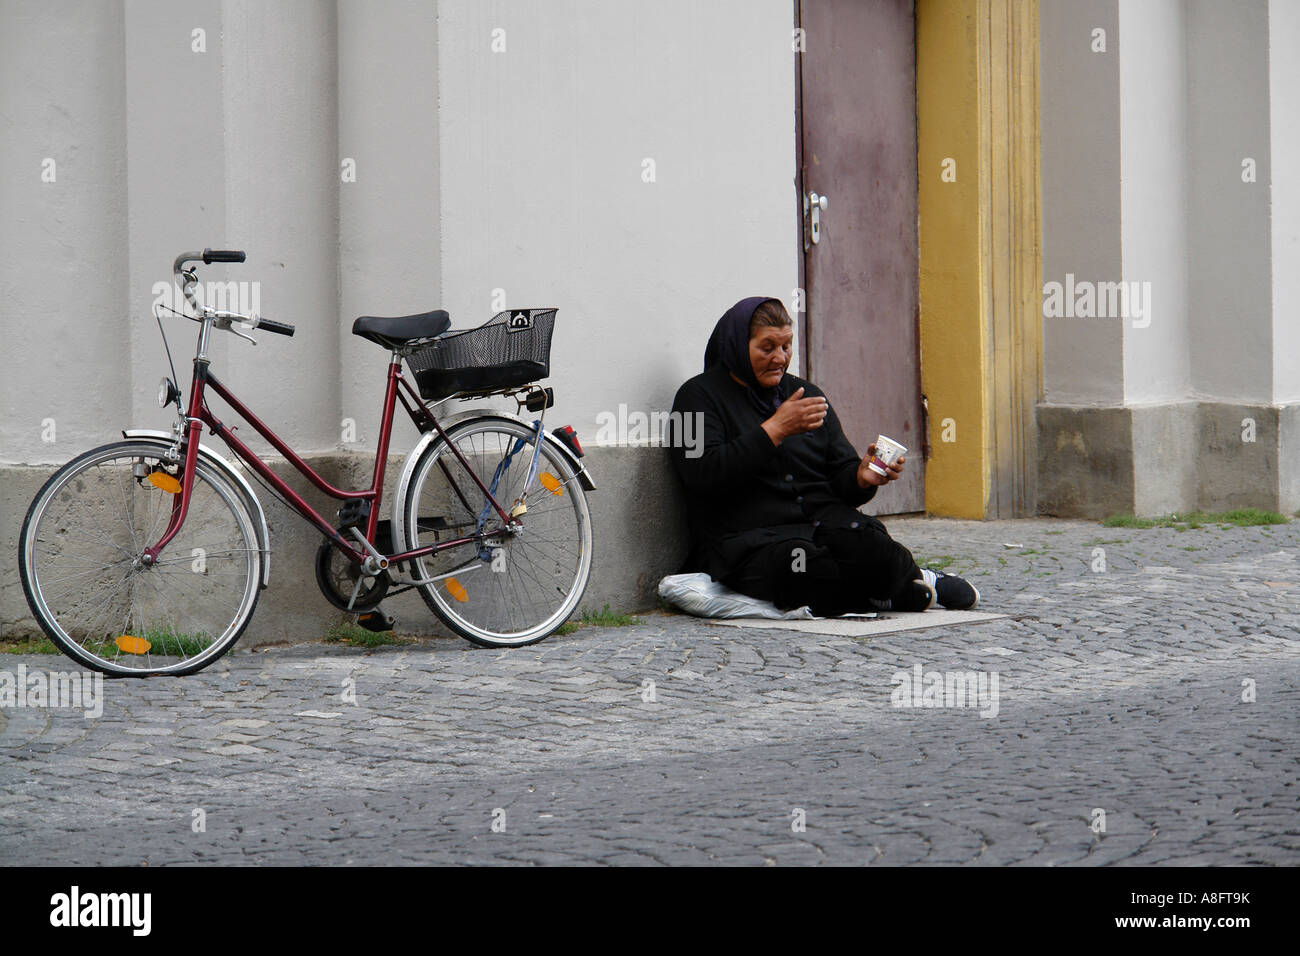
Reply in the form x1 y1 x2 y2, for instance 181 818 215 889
18 440 263 676
403 417 592 647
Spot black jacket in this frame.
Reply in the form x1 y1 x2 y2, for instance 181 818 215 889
670 366 876 580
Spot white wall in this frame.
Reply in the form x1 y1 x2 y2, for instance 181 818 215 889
0 0 131 464
1045 0 1283 411
1119 0 1191 405
1038 0 1125 406
220 1 341 455
0 0 795 466
124 0 226 438
0 1 343 464
1271 0 1300 405
337 0 442 457
1186 0 1272 403
436 0 798 440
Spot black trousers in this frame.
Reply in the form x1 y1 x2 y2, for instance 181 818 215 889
720 513 921 617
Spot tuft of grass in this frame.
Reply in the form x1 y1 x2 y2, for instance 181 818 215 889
0 636 60 654
78 627 211 658
1103 508 1289 530
4 625 213 659
1102 514 1152 528
1218 508 1290 526
137 626 213 656
325 619 415 648
915 555 955 571
556 603 641 635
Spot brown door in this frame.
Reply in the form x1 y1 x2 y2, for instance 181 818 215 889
797 0 924 514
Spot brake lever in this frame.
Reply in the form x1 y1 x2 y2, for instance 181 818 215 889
228 324 257 346
211 310 259 345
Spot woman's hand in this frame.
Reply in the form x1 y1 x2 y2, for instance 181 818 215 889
761 387 828 446
857 443 906 487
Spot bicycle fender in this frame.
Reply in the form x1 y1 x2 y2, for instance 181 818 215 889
121 429 272 589
390 411 596 559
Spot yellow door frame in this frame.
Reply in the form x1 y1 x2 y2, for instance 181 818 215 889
916 0 1042 517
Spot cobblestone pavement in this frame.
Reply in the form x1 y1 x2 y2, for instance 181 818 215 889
2 517 1297 865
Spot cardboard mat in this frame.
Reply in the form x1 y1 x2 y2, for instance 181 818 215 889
706 608 1008 638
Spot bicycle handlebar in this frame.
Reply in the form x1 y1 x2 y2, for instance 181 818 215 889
173 249 242 274
203 248 246 264
208 309 297 338
257 317 295 337
168 250 296 339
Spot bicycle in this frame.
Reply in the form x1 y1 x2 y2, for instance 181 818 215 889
18 249 595 677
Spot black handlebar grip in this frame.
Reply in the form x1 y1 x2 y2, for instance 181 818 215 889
202 248 246 264
258 318 295 337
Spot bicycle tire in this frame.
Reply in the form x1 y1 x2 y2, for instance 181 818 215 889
403 417 592 647
18 440 263 677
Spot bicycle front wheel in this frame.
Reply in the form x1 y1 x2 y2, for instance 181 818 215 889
18 441 263 676
403 417 593 647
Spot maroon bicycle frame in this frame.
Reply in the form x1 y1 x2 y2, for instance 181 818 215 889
142 356 517 568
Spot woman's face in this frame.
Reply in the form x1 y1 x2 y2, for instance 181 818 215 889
749 325 794 387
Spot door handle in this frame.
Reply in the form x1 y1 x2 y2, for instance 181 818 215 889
805 190 829 244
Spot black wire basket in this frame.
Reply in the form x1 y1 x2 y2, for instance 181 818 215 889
406 308 556 401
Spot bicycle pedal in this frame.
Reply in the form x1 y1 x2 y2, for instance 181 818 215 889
356 611 395 633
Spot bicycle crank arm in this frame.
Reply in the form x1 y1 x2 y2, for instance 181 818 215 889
345 571 383 612
348 527 390 576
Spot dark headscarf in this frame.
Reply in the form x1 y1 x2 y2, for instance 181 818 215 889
704 296 784 417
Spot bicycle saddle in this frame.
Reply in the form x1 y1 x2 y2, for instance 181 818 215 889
352 310 451 348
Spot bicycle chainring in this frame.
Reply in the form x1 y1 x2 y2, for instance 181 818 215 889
315 528 390 612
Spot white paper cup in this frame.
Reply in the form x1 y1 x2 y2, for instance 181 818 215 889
868 435 907 477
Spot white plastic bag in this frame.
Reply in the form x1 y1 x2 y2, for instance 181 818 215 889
657 573 816 620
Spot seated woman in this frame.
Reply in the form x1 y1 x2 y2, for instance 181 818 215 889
669 296 979 616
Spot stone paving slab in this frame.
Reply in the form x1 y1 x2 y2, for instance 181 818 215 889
1 516 1298 865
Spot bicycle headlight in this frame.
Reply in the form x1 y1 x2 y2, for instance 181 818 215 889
158 377 179 408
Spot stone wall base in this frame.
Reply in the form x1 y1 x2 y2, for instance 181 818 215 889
1037 401 1300 518
1 444 689 647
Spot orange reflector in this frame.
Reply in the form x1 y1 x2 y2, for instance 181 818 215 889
445 578 468 602
116 634 152 654
539 472 563 495
147 472 181 494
